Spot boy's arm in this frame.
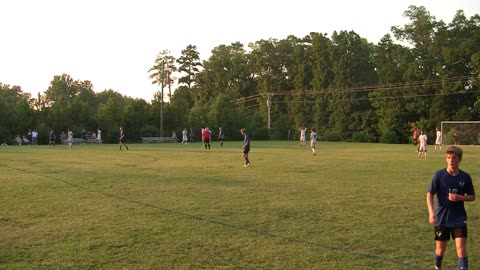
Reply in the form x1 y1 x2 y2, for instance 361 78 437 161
426 192 435 225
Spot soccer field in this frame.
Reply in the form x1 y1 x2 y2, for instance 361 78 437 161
0 141 479 269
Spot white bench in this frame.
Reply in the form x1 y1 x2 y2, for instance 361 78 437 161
70 138 103 144
141 137 178 143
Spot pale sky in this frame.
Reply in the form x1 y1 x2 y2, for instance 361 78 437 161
1 0 479 101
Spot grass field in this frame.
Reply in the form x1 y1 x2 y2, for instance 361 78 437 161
0 141 479 269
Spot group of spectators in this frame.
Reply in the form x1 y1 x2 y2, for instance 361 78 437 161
14 129 38 145
12 128 102 146
59 129 102 144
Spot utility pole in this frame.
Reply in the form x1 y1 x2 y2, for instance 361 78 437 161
267 93 271 130
160 60 164 137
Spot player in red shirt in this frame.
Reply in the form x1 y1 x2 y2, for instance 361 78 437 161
202 127 211 150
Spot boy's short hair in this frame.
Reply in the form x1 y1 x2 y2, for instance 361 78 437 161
240 128 247 133
445 146 463 161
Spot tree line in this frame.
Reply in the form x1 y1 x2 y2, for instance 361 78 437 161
1 6 479 144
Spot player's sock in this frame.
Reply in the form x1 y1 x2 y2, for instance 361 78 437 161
459 256 468 270
434 253 443 269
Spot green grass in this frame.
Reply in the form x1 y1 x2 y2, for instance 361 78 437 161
0 141 479 269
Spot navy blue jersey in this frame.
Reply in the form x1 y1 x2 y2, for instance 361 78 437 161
428 169 475 227
243 134 251 151
120 130 126 142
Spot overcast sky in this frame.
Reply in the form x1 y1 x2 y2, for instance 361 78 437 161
1 0 479 101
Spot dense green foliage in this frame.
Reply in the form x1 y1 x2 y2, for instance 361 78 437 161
1 6 479 144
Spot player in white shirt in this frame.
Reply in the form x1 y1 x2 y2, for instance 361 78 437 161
182 128 188 144
67 129 73 149
310 128 317 156
418 130 428 159
299 126 307 146
434 128 442 152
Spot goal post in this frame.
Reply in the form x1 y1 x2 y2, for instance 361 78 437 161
440 121 480 145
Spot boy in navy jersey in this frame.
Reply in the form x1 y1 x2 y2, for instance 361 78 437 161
240 128 251 167
427 146 475 270
119 127 129 150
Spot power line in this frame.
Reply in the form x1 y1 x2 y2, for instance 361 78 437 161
232 76 474 104
271 90 480 104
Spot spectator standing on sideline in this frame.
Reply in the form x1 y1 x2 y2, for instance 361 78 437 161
434 128 442 152
67 129 73 149
453 133 459 145
27 129 32 145
60 130 67 144
81 129 87 144
189 128 195 143
32 130 38 145
15 135 21 145
218 127 224 147
97 128 102 143
299 126 307 146
418 130 428 159
119 127 129 150
181 128 188 144
310 128 317 156
427 146 475 270
241 128 251 167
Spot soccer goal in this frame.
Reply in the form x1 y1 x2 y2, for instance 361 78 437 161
441 121 480 145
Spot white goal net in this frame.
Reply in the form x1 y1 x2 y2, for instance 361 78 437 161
440 121 480 146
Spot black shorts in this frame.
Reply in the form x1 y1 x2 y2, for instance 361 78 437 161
434 226 467 241
243 148 250 154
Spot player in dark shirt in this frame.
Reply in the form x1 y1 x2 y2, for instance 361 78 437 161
240 128 251 167
427 146 475 270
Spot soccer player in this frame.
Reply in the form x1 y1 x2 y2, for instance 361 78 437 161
48 129 56 148
434 128 442 152
310 128 317 156
418 130 428 159
240 128 251 167
218 127 224 147
427 146 475 270
299 126 307 146
202 127 211 149
119 127 129 150
67 129 73 149
413 127 418 146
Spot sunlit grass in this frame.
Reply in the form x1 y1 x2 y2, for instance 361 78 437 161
1 142 479 269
